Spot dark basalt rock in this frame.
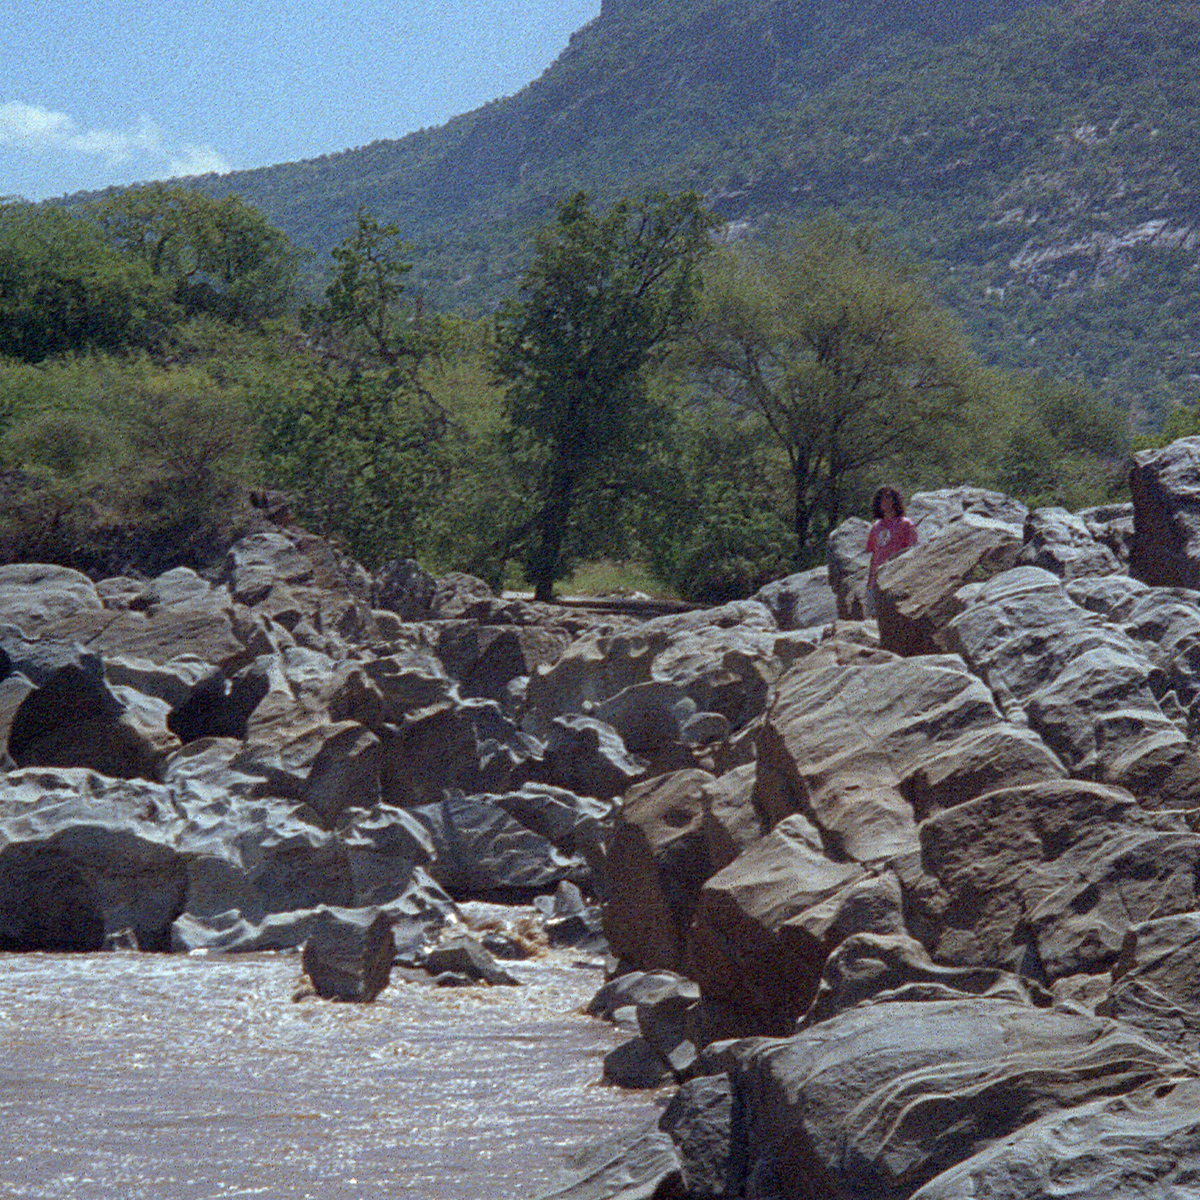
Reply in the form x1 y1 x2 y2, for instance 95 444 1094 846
300 907 395 1002
422 934 520 986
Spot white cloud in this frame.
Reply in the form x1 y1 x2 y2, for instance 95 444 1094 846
0 100 230 180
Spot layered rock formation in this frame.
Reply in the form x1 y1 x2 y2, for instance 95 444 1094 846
10 439 1200 1197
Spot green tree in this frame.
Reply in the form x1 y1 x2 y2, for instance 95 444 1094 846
685 220 977 561
313 209 429 367
989 374 1129 509
259 211 452 566
92 184 297 326
0 203 164 362
493 190 718 600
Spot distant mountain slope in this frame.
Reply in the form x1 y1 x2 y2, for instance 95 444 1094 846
173 0 1195 422
188 0 1054 287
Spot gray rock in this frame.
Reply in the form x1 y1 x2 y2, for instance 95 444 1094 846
602 1037 672 1089
603 769 719 974
492 783 612 879
423 934 520 985
939 566 1200 807
802 932 1042 1028
1019 506 1121 579
592 681 692 753
1077 501 1135 564
636 975 701 1079
412 790 590 897
754 567 838 632
658 1075 733 1198
371 558 437 620
686 815 867 1037
224 531 321 605
726 999 1182 1200
875 518 1025 657
430 572 495 619
756 644 1063 860
1129 435 1200 588
909 1079 1200 1200
301 907 395 1001
2 635 173 778
0 562 103 628
381 695 544 807
907 778 1200 980
167 663 271 743
539 715 646 801
1100 912 1200 1057
587 971 695 1021
535 1124 682 1200
0 769 189 951
435 621 571 702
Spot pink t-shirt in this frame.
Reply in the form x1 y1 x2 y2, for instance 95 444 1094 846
867 516 918 578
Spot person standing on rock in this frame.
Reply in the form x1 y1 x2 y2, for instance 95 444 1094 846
865 486 918 617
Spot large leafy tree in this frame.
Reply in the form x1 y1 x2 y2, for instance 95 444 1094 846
260 211 451 566
686 219 978 561
0 203 164 362
92 184 298 326
493 190 718 600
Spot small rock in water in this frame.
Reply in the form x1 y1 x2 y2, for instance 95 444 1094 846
300 908 395 1002
103 927 140 952
423 934 521 986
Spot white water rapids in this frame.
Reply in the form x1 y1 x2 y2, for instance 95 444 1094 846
0 949 664 1199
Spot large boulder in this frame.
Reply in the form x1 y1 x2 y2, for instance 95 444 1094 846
410 789 591 897
827 517 872 620
658 1075 734 1199
940 566 1200 807
726 999 1182 1200
0 563 103 627
172 772 356 923
1018 506 1121 579
381 694 544 807
906 778 1200 979
909 1079 1200 1200
536 715 645 801
603 769 716 973
0 769 190 950
685 815 868 1037
535 1125 682 1200
370 558 437 619
1128 435 1200 588
874 517 1025 657
300 907 395 1001
3 635 175 779
802 932 1041 1027
433 621 572 702
754 567 838 631
755 645 1065 861
1099 912 1200 1057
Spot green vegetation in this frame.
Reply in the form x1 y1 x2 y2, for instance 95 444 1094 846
493 191 718 600
684 222 979 560
151 0 1198 430
1 170 1132 599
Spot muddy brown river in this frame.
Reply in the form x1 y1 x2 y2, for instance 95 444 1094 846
0 949 663 1199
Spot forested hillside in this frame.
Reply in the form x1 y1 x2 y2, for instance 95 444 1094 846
5 0 1189 593
121 0 1197 425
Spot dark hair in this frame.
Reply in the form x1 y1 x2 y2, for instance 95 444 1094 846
872 486 905 519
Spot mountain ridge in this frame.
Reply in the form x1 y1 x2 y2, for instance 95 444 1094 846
70 0 1200 422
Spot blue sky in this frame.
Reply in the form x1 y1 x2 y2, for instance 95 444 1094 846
2 1 602 201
